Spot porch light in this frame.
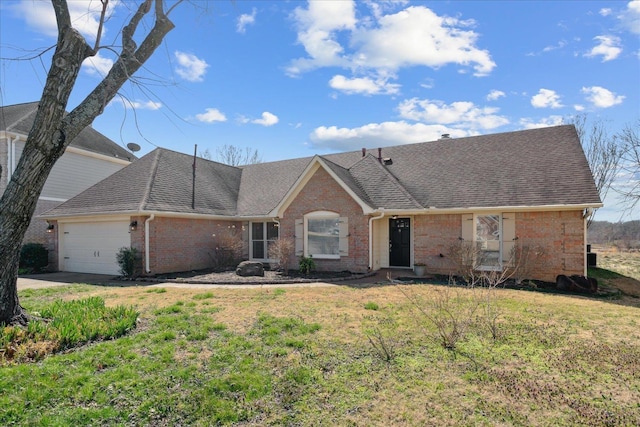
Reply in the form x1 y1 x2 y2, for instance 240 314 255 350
46 223 55 233
129 220 138 231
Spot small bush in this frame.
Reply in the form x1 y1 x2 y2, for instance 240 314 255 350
19 243 49 273
268 238 294 274
116 247 139 278
212 226 244 270
299 255 315 275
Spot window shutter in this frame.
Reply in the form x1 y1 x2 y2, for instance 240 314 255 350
461 213 474 241
295 219 304 256
338 217 349 256
502 213 516 265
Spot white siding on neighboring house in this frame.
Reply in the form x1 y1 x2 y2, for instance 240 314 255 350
11 140 127 201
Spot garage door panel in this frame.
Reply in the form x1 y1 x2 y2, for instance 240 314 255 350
61 221 130 275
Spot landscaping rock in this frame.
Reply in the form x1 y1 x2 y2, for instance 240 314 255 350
236 261 264 277
556 274 598 294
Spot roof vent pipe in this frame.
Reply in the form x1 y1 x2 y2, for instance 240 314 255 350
378 148 382 163
362 147 366 157
440 133 451 139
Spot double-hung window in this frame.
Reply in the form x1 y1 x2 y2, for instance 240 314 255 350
251 221 278 260
475 214 501 270
462 212 516 271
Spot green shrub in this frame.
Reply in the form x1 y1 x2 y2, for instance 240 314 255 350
19 243 49 273
299 255 315 275
116 247 139 278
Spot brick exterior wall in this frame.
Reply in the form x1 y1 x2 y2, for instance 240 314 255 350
143 216 244 275
24 199 63 245
281 167 370 273
412 210 585 283
413 214 463 275
514 210 585 282
0 136 8 192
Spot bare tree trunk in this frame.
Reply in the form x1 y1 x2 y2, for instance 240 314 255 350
0 0 176 325
0 16 90 325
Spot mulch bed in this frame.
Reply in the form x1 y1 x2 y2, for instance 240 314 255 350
141 269 373 285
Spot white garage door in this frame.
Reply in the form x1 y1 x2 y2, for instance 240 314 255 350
60 221 130 275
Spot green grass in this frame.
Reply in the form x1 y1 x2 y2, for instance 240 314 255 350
1 295 137 364
1 283 639 425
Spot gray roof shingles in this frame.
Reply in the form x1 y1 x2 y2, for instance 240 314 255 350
1 101 135 160
42 125 602 218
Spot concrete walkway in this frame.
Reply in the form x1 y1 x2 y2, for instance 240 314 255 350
17 270 405 290
15 273 340 290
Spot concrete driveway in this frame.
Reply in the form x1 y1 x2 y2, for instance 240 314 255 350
18 272 132 289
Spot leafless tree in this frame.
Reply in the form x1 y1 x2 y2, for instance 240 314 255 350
569 114 623 227
208 144 262 166
616 120 640 213
0 0 182 325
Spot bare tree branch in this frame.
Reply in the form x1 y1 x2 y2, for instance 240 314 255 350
569 114 623 227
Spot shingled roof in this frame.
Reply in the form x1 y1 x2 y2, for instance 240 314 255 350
42 125 602 218
0 102 134 160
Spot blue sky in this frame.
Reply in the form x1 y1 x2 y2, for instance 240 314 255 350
1 0 639 221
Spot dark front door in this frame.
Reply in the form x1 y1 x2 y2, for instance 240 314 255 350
389 218 411 267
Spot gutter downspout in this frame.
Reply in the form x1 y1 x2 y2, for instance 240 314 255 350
145 214 155 273
583 208 593 277
368 211 385 270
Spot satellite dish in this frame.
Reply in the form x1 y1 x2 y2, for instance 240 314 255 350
127 142 141 152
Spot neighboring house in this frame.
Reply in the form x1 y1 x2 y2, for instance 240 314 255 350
0 102 135 247
41 125 602 282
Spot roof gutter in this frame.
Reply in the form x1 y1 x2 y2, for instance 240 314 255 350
374 203 603 216
145 214 155 274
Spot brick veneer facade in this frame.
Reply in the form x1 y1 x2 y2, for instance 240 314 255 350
45 181 586 281
412 210 585 283
136 216 244 275
281 167 370 273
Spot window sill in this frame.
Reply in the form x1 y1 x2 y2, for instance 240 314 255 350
308 254 340 260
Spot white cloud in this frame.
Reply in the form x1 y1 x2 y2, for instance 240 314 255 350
131 100 162 110
174 51 209 82
486 90 505 101
585 35 622 62
82 52 114 76
329 75 400 95
288 3 495 78
574 104 586 111
352 6 495 76
519 116 564 129
309 121 469 151
531 89 563 109
600 8 613 17
196 108 227 123
110 98 162 110
542 40 567 53
287 1 356 75
237 8 257 34
398 98 509 129
619 0 640 34
581 86 625 108
10 0 119 41
252 112 279 126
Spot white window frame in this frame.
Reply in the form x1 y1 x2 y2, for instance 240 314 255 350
303 211 349 260
475 213 502 271
249 221 279 261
